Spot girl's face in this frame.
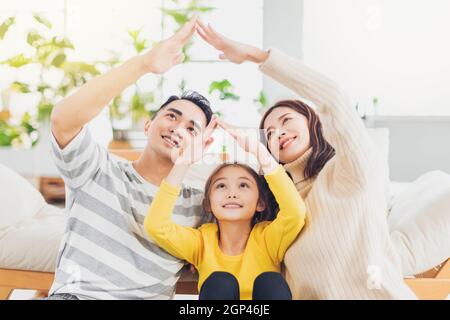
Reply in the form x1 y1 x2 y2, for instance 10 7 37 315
208 166 265 223
263 106 311 164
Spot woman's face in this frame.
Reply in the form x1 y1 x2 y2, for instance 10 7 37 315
208 166 265 223
263 106 311 164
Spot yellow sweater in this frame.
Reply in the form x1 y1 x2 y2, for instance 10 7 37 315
144 165 306 300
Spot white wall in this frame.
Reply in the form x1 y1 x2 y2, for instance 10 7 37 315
368 116 450 181
262 0 304 105
303 0 450 116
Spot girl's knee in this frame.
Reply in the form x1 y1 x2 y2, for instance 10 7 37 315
199 272 240 300
253 272 292 300
254 272 284 286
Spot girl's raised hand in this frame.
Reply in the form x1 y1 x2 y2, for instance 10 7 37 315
217 118 260 155
217 119 278 173
172 116 219 166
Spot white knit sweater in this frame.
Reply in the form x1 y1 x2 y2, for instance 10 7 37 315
259 49 416 299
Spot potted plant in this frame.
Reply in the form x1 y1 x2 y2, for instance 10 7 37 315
0 14 100 147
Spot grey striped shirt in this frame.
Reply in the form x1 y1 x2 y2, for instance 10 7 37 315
49 126 204 300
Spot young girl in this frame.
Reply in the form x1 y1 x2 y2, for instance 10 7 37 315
144 118 306 300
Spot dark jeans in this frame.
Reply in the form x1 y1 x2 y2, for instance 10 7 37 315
199 271 292 300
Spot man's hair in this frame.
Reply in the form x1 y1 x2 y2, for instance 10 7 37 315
152 90 213 125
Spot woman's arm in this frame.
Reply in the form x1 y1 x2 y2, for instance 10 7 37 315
197 21 378 181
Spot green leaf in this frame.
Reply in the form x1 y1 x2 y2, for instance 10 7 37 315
162 9 189 25
11 81 31 93
209 79 232 94
131 92 145 122
222 92 240 101
128 29 140 41
0 120 21 146
37 101 54 122
182 42 193 62
37 84 51 93
52 37 74 49
27 30 45 47
257 91 267 107
186 5 215 13
134 39 147 54
51 53 67 67
0 17 15 40
2 54 32 68
109 96 126 120
209 79 240 101
33 13 52 29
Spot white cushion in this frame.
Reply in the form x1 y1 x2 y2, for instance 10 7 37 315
0 204 65 272
366 128 390 195
387 181 410 212
0 164 46 232
389 170 450 275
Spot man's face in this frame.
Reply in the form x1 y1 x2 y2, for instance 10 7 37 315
144 99 208 162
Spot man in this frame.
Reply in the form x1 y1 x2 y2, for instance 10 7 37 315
47 16 216 300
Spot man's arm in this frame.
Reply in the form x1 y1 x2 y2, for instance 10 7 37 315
51 16 198 149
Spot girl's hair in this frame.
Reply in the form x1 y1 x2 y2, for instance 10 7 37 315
202 163 278 227
259 100 335 180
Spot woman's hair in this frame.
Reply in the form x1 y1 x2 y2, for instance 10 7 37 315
259 100 335 179
202 163 278 227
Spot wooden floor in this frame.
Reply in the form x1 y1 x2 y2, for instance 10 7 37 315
1 259 448 300
0 268 199 300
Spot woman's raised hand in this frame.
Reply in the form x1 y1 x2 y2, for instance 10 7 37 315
196 20 268 64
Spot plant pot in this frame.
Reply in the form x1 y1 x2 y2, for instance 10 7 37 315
108 129 132 149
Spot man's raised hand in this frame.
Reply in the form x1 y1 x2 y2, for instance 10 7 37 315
142 15 197 74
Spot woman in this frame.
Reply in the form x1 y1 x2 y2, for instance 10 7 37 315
197 20 449 299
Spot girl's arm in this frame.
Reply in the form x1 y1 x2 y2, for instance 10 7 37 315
254 144 307 264
217 119 306 264
144 117 218 266
261 165 306 264
144 164 203 266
